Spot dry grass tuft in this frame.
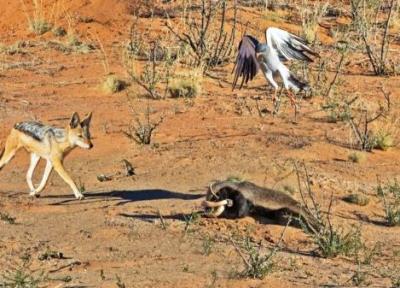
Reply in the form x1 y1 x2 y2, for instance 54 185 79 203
342 194 370 206
102 75 126 94
168 78 200 98
348 152 366 163
21 0 53 35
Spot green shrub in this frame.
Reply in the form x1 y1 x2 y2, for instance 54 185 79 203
377 180 400 226
372 131 394 151
303 224 364 258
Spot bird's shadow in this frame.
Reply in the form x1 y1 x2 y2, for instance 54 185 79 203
47 189 204 206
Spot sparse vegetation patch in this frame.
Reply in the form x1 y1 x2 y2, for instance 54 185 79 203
102 75 126 94
52 26 66 37
348 152 365 163
372 130 394 151
0 212 16 224
0 262 45 288
21 0 53 35
29 19 52 35
124 102 164 145
350 0 398 75
168 78 200 98
202 235 214 256
230 222 289 280
295 162 364 258
377 179 400 226
342 194 370 206
165 0 237 71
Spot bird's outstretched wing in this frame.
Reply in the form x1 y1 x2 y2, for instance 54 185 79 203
232 35 260 90
266 27 319 62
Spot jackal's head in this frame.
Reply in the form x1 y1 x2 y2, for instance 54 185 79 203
68 112 93 149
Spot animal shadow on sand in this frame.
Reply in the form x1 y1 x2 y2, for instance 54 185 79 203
119 212 202 223
46 189 204 206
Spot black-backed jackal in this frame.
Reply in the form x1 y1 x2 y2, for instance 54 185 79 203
0 112 93 199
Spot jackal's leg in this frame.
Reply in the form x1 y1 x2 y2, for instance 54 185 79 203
30 159 53 197
0 135 20 170
52 158 84 200
26 153 40 193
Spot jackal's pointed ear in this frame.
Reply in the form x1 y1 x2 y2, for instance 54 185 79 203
70 112 80 128
81 112 92 127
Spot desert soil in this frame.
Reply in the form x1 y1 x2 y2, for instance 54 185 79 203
0 1 400 287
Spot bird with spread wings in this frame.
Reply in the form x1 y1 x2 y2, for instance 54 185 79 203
232 27 319 110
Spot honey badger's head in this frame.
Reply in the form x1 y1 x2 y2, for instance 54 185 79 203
202 181 252 218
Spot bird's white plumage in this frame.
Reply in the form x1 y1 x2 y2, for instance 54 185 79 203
266 27 292 58
266 27 315 62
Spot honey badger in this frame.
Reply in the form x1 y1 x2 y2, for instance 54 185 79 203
202 180 320 228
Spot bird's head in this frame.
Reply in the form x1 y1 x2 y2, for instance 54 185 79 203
255 43 268 53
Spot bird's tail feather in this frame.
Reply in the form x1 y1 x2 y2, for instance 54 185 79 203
291 34 320 58
288 73 309 92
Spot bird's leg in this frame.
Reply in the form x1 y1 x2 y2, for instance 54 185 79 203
287 90 297 107
287 90 299 122
272 88 282 115
272 89 277 103
272 89 277 115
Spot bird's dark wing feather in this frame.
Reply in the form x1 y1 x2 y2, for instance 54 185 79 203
232 35 260 90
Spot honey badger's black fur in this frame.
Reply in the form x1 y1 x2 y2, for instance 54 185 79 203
206 185 251 219
205 180 320 229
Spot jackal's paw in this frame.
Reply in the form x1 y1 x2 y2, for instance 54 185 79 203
29 191 40 198
75 194 85 200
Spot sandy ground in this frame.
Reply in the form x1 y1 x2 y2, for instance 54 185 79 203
1 0 400 287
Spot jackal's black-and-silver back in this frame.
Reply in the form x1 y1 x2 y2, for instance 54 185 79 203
14 122 65 142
